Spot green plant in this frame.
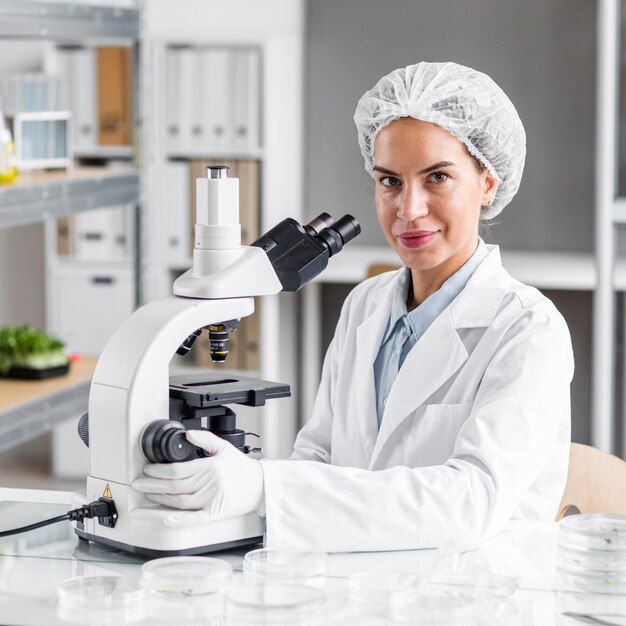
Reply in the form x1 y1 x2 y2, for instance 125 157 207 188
0 325 67 374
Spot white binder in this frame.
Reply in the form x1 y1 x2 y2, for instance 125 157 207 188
161 160 190 263
165 47 181 150
233 48 261 153
201 47 233 152
177 47 195 150
67 47 97 152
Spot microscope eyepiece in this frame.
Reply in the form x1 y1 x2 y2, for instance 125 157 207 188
304 212 334 236
251 212 362 291
329 214 361 247
314 214 361 257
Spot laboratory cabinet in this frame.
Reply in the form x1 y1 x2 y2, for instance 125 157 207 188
47 260 135 355
57 204 134 261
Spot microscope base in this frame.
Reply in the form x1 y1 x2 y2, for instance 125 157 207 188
71 488 265 556
74 528 262 557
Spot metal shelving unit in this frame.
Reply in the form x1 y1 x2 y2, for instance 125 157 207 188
594 0 623 454
0 1 142 454
0 1 138 41
0 357 97 453
0 167 139 229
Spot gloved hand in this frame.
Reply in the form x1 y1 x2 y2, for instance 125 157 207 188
132 430 264 521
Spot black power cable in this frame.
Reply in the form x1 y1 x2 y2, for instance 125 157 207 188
0 498 117 538
0 513 71 537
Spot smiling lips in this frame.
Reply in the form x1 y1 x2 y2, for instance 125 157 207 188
397 230 438 249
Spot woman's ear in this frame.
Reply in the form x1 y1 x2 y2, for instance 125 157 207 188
481 172 498 206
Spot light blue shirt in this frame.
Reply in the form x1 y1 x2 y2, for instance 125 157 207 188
373 239 489 429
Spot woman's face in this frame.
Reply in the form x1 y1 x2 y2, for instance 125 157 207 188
374 117 497 278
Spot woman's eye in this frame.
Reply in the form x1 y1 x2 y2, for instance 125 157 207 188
428 172 449 184
380 176 401 187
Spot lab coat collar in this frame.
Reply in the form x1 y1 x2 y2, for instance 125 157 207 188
355 276 397 461
368 243 506 329
448 244 509 329
363 244 510 467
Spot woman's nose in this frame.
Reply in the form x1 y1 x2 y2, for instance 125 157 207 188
397 184 429 221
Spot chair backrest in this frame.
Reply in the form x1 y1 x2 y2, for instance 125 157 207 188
557 442 626 520
366 264 401 279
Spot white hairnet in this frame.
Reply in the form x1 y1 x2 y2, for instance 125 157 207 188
354 62 526 219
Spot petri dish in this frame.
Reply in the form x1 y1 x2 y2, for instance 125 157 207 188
348 571 423 616
57 575 148 623
141 556 232 596
557 567 626 595
58 575 147 609
147 593 225 623
558 545 626 574
559 514 626 551
391 587 477 624
243 548 329 580
225 582 325 623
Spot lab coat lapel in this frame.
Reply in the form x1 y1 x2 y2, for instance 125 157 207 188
369 245 507 468
370 308 468 467
354 275 399 462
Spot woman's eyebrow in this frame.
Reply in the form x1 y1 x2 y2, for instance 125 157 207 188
373 161 456 176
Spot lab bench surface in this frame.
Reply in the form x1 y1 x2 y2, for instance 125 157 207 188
0 356 97 453
0 489 624 625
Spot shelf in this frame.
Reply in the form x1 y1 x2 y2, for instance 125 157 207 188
0 355 97 454
167 149 264 161
74 146 134 160
169 245 605 292
317 245 599 292
0 1 139 41
0 166 140 229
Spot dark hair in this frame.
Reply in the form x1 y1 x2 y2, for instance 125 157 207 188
466 147 497 237
466 146 486 173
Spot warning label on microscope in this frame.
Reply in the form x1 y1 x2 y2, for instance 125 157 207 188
103 484 112 498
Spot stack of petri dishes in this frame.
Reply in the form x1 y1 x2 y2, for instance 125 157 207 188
557 514 626 593
230 549 329 624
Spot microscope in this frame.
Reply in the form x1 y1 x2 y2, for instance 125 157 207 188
71 165 360 555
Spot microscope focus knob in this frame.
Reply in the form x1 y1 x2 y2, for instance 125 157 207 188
142 419 198 464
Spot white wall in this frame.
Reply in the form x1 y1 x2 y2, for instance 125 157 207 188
305 0 597 445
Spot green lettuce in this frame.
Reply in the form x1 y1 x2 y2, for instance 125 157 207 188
0 326 67 374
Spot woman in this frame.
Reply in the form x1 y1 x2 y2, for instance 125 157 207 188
134 62 574 552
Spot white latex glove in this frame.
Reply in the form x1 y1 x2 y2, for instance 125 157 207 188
132 430 264 522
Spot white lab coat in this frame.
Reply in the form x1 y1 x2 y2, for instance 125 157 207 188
261 244 573 552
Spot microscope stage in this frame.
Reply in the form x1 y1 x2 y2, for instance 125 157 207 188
169 371 290 408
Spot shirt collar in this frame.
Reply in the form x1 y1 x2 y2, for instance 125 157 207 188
382 238 489 342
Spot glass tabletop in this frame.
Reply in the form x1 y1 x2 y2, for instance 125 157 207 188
2 497 626 625
0 498 251 570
